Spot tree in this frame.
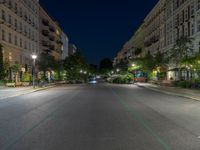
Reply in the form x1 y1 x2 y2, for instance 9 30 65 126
129 52 155 80
114 60 128 74
154 51 169 80
11 63 20 83
64 52 88 80
169 36 193 80
38 53 57 79
99 58 113 75
183 53 200 79
0 44 5 80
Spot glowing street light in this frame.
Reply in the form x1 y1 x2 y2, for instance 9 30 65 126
116 69 120 73
31 54 37 88
132 63 135 67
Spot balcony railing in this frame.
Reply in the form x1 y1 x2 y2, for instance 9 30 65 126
49 25 55 32
42 19 49 26
42 41 49 47
49 35 55 41
49 45 55 50
42 30 49 36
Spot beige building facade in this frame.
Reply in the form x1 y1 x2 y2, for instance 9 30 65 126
144 0 166 55
0 0 40 75
113 24 145 66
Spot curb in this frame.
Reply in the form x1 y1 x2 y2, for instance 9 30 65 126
0 85 56 100
136 84 200 102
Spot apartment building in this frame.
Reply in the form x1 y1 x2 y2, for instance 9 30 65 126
113 24 145 66
68 44 77 56
144 0 166 55
61 32 69 60
0 0 40 78
39 5 63 61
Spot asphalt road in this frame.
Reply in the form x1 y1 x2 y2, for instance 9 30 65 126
0 84 200 150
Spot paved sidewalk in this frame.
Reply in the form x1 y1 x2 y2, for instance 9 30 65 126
0 85 55 100
135 82 200 101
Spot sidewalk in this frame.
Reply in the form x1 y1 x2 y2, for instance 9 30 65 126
0 85 55 100
135 82 200 101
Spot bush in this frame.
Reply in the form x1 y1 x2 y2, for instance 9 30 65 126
0 80 5 86
22 72 32 82
179 80 191 88
112 74 134 84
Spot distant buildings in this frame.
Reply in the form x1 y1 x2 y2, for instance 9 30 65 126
113 24 145 66
113 0 200 80
61 32 69 60
68 43 77 56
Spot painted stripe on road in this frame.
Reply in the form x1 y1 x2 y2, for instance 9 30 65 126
109 87 172 150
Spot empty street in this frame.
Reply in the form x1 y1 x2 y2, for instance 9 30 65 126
0 84 200 150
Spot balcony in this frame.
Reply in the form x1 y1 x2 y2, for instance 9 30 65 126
49 25 55 32
56 39 63 45
49 45 55 50
42 19 49 26
42 30 49 36
42 41 49 47
49 35 55 41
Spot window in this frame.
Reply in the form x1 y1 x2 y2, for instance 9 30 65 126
2 10 5 21
20 22 22 32
15 19 17 28
24 40 27 49
191 4 195 17
20 38 22 47
9 33 12 43
2 30 5 41
197 20 200 32
9 15 12 25
14 3 18 13
191 23 195 35
14 35 17 45
198 0 200 10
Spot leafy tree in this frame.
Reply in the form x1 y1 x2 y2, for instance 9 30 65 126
154 51 169 80
0 44 5 80
183 53 200 79
64 52 88 80
169 36 193 79
99 58 113 75
114 60 128 74
38 53 57 79
11 63 20 83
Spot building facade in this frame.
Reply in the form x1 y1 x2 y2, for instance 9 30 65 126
39 5 63 61
144 0 166 55
61 32 69 60
0 0 40 80
113 24 145 66
68 43 77 56
114 0 200 80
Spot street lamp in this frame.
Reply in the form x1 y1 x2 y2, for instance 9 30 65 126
116 69 120 73
132 63 135 67
31 54 37 88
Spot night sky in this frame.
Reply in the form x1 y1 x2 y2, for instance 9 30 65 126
40 0 159 65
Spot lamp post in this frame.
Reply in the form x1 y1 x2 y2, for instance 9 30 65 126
132 63 135 67
31 54 37 88
116 69 120 74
